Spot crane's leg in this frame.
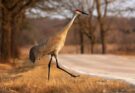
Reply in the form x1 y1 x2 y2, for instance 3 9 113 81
48 55 53 80
54 55 79 77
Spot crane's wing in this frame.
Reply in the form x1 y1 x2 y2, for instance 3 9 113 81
37 35 63 56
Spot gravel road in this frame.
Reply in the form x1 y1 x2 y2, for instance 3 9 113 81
57 54 135 84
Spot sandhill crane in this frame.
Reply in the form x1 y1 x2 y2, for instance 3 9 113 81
29 9 88 80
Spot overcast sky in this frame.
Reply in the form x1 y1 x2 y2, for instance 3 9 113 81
26 0 135 19
108 0 135 17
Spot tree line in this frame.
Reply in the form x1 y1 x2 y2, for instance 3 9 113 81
0 0 134 63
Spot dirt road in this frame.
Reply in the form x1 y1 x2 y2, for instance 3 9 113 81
58 54 135 84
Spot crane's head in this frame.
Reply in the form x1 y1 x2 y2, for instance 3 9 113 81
75 9 88 15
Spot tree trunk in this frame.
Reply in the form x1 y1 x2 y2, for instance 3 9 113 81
96 0 107 54
90 40 94 54
79 30 84 54
0 0 35 63
1 8 12 62
100 29 106 54
11 12 24 58
0 8 23 62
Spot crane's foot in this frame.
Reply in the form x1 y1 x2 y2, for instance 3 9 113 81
70 74 80 78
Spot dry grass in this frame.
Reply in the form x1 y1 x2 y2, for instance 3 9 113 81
0 58 135 93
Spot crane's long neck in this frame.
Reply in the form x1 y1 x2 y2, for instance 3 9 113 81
60 13 78 36
65 13 78 32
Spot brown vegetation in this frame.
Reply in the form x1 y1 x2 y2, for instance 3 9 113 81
0 0 38 62
0 58 135 93
19 17 135 55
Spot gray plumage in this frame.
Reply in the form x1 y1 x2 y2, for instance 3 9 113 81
29 40 48 63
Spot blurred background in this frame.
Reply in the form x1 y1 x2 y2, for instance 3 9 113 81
0 0 135 61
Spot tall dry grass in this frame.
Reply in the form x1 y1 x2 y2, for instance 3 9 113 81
0 58 135 93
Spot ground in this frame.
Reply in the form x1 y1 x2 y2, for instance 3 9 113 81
0 57 135 93
58 54 135 84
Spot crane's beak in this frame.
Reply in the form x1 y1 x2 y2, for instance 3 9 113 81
81 11 88 15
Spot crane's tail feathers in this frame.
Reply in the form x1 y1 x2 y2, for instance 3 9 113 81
29 47 36 63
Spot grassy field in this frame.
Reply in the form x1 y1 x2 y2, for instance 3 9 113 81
0 57 135 93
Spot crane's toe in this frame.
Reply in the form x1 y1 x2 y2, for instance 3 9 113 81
71 74 80 77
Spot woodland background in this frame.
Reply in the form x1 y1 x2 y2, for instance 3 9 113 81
0 0 135 62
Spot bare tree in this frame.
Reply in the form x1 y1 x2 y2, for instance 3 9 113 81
0 0 66 62
95 0 135 54
0 0 41 62
95 0 109 54
80 0 96 53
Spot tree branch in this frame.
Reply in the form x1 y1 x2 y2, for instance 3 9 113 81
0 0 8 11
14 0 38 14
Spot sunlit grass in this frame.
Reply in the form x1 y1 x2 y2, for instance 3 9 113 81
0 58 135 93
